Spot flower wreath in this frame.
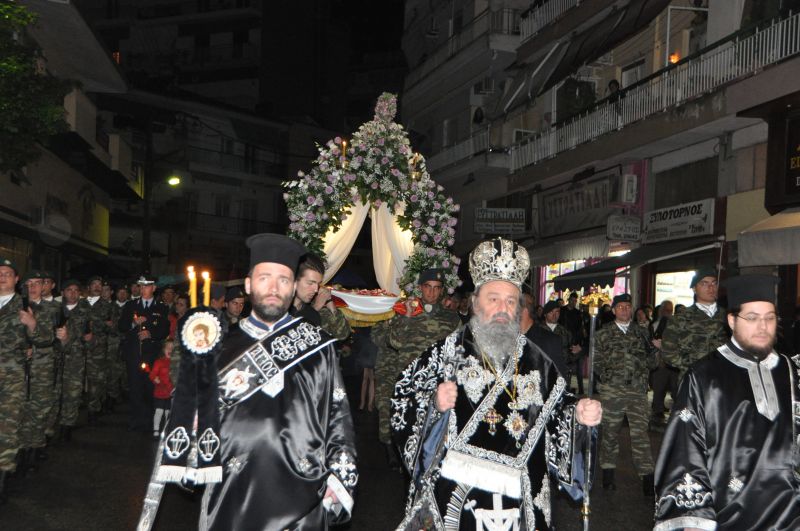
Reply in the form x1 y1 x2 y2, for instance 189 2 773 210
283 93 462 295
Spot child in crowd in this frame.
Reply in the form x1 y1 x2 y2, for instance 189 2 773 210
149 340 174 439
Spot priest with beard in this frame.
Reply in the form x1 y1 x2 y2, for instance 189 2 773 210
391 238 602 531
157 234 357 531
654 274 800 530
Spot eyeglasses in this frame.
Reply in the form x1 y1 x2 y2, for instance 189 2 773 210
734 313 779 325
0 272 15 278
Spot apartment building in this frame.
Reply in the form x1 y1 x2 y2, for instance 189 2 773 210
404 0 800 311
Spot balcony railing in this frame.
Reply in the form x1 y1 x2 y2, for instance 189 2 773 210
511 11 800 172
520 0 580 42
187 145 283 177
427 128 490 172
405 9 519 89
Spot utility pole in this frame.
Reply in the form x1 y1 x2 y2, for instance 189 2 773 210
141 117 153 275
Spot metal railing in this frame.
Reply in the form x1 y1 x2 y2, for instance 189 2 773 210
511 11 800 172
427 128 490 172
520 0 580 42
405 9 519 89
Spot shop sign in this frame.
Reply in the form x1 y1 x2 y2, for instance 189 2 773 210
643 198 714 243
606 215 641 241
786 117 800 195
540 169 619 237
474 208 526 234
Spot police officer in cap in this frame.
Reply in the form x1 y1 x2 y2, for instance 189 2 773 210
118 276 170 432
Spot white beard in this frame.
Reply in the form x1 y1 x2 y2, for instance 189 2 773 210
470 315 520 367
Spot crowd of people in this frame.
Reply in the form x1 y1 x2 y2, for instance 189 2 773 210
2 239 800 529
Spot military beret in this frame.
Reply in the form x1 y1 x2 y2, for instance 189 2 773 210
246 233 307 274
418 268 444 284
22 270 44 283
725 274 778 309
225 286 245 302
87 275 104 285
209 283 227 300
40 270 55 280
62 278 81 290
0 257 17 274
543 300 560 314
690 269 717 288
612 293 632 307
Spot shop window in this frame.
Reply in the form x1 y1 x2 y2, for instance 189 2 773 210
655 271 697 308
539 258 629 305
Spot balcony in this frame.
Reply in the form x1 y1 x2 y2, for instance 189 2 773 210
405 9 520 91
125 43 259 71
520 0 580 42
511 11 800 172
427 128 490 172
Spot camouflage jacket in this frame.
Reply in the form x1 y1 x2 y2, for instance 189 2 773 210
58 300 91 356
388 303 460 364
0 294 55 368
538 322 574 363
320 306 351 341
28 299 60 360
370 318 395 369
661 304 728 374
85 297 113 338
107 300 126 340
595 321 658 392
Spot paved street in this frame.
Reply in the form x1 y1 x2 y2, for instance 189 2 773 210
0 374 661 530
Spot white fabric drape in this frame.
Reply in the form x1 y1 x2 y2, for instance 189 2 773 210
322 202 370 283
371 203 414 295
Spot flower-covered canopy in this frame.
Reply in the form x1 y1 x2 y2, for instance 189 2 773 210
283 93 461 294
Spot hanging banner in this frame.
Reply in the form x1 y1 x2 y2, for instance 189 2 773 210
642 198 714 243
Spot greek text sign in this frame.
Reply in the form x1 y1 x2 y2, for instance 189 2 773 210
607 215 641 241
474 208 526 234
643 198 714 243
540 170 619 237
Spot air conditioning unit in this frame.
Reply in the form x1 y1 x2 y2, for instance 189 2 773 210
473 78 496 95
513 129 536 143
620 174 638 203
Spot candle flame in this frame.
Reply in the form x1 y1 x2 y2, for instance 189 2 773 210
201 271 210 280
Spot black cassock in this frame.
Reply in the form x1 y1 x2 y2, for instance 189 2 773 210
392 326 589 531
200 315 358 531
654 341 800 530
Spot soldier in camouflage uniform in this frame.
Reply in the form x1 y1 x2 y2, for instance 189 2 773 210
52 279 91 442
291 254 351 340
0 258 53 503
104 282 125 408
84 276 114 422
18 271 61 470
376 269 460 464
661 269 729 377
595 293 658 495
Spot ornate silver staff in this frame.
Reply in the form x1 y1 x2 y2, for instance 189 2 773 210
581 299 600 531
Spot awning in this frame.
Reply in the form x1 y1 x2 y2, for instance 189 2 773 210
738 208 800 267
527 233 609 267
553 238 722 292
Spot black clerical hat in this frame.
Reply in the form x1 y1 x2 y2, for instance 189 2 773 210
246 233 307 273
725 275 779 309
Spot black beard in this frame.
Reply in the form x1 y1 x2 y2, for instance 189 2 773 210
251 293 292 323
737 336 775 360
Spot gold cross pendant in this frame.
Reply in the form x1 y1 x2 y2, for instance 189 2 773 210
483 408 503 436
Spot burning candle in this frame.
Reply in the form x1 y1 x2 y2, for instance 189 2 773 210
188 266 197 308
202 271 211 307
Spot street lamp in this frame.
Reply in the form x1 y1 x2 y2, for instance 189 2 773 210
141 173 182 275
167 175 181 187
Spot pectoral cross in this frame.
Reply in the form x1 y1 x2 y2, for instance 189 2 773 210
483 408 503 436
473 493 520 531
